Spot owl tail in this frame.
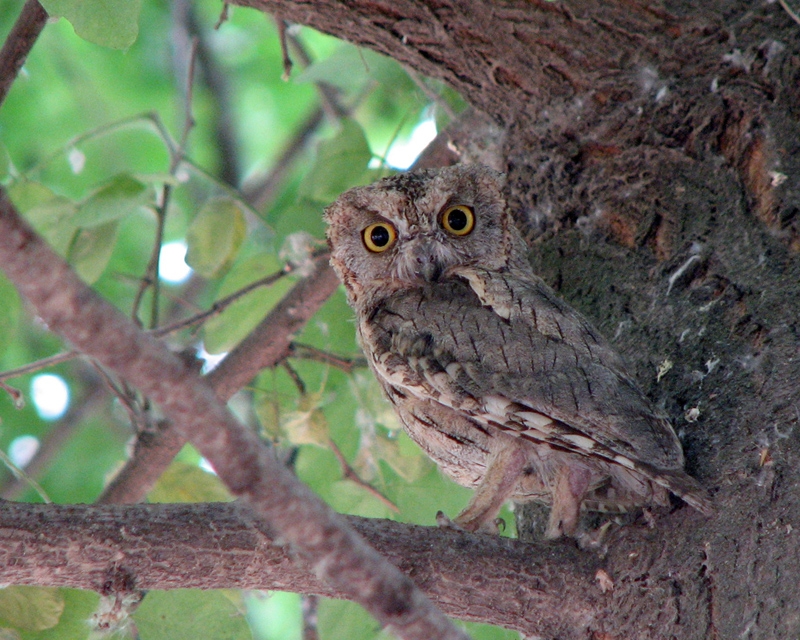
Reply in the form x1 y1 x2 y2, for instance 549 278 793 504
649 467 715 516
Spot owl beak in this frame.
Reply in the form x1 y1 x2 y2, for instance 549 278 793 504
405 236 445 282
418 260 443 282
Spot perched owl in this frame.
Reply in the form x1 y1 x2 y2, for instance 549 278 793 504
324 164 712 539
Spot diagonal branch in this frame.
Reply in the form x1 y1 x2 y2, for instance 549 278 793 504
0 500 601 639
0 0 47 107
0 189 467 640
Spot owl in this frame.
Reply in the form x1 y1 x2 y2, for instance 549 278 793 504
324 164 712 539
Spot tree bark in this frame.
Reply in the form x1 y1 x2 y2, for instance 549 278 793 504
0 501 601 639
227 0 800 637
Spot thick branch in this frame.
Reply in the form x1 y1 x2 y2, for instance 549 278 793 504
0 501 601 638
0 191 466 640
230 0 674 125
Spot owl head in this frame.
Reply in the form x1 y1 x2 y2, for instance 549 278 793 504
324 164 527 309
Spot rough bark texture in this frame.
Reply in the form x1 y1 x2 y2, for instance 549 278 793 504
227 1 800 638
0 501 601 639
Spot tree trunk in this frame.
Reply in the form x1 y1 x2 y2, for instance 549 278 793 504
233 1 800 637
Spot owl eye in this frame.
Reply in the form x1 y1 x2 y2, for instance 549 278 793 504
362 222 397 253
441 205 475 236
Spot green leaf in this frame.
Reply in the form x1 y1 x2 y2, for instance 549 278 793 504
32 589 98 640
67 221 119 284
39 0 142 50
295 46 402 93
74 174 151 228
202 254 293 354
281 391 331 447
0 143 10 181
301 119 374 203
147 461 233 503
133 590 251 640
8 182 79 255
244 591 301 640
0 275 21 358
185 197 247 279
0 590 98 640
0 587 64 632
317 600 379 640
464 620 523 640
372 432 429 483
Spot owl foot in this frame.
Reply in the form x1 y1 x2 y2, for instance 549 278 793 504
545 465 592 539
576 521 613 551
435 510 458 529
436 511 504 534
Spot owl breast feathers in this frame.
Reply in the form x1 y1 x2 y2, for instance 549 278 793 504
324 164 712 539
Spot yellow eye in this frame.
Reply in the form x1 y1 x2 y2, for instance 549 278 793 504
441 205 475 236
362 222 397 253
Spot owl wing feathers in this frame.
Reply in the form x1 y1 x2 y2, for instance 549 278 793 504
365 269 713 514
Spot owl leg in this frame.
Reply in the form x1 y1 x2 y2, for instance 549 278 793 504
448 436 529 534
545 464 592 539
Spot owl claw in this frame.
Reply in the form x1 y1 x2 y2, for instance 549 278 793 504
576 521 613 551
436 510 505 535
435 510 459 529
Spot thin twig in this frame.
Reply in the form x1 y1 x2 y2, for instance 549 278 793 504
24 112 178 178
404 66 457 120
286 31 347 120
282 360 307 395
177 38 199 157
275 16 293 80
241 105 325 209
90 360 140 428
778 0 800 26
184 4 241 187
289 343 367 374
0 379 22 406
302 595 320 640
213 3 230 30
0 0 48 108
0 351 79 383
153 266 295 337
132 38 199 328
328 437 400 513
0 448 50 503
0 265 296 383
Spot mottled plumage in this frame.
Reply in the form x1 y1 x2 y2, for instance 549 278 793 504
325 164 712 538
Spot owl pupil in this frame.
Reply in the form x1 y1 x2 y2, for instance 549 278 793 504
447 209 468 231
371 226 391 247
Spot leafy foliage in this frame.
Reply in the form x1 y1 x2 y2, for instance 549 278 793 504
0 0 492 638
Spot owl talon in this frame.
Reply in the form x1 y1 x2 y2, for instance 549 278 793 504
576 521 613 551
435 511 460 529
437 511 504 535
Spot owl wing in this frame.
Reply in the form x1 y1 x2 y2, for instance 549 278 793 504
364 269 712 513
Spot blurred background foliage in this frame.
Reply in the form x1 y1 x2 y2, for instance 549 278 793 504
0 0 517 638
